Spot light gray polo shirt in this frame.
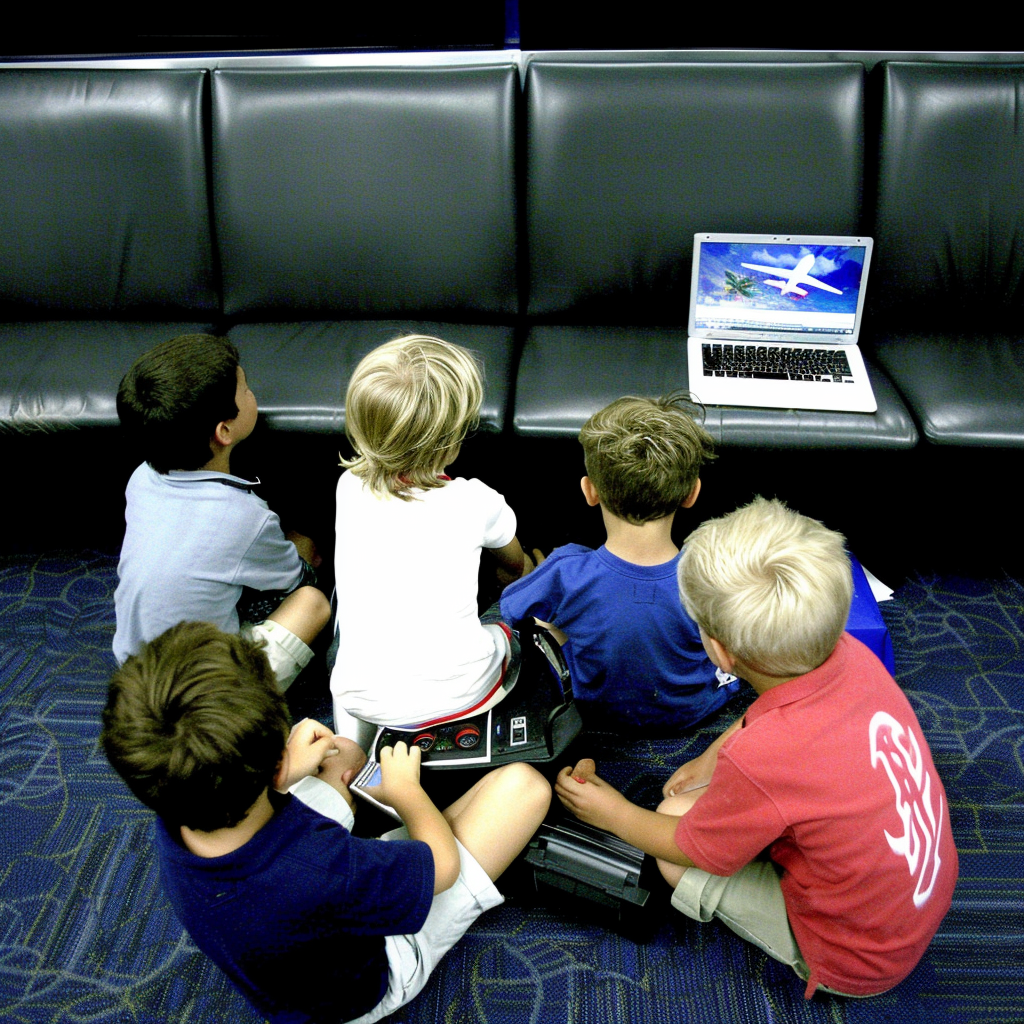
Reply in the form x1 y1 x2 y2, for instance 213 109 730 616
113 464 304 664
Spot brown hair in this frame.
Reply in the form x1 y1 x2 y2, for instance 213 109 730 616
579 391 716 524
117 334 240 473
101 621 289 831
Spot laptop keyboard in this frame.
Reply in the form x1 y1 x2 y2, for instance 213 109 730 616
701 344 855 383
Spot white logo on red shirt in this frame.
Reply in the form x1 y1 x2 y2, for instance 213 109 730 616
869 711 944 908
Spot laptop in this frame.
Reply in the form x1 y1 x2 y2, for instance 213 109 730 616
686 233 877 413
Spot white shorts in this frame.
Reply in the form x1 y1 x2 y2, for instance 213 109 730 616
347 828 504 1024
243 619 314 692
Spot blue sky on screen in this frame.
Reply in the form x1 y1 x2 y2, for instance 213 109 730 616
697 242 865 316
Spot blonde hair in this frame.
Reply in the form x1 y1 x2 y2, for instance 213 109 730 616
579 391 715 524
341 335 483 499
677 497 852 676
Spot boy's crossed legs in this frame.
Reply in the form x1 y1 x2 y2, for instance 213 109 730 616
245 585 331 692
316 757 550 1024
657 787 857 996
657 788 805 968
315 754 549 885
366 763 550 1022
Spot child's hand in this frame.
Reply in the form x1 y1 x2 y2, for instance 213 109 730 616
517 547 546 576
277 718 338 791
662 751 715 798
376 741 425 811
491 538 537 590
555 758 630 832
286 530 322 569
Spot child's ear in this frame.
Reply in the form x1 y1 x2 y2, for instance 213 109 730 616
681 478 702 509
211 419 233 450
272 751 290 792
580 476 601 507
705 634 734 673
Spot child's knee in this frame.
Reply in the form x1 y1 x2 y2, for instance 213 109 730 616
298 586 332 631
331 736 368 778
657 858 687 889
496 762 552 818
271 586 332 643
658 790 703 817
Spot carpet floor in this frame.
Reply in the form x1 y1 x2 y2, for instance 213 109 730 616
1 553 1021 1024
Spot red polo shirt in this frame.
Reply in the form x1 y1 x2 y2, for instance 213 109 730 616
675 633 958 997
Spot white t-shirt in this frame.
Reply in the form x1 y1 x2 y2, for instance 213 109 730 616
331 471 516 727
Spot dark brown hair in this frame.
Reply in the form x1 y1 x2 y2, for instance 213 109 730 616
101 621 290 831
117 334 240 473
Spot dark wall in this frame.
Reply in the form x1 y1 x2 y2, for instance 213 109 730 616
0 4 512 60
2 4 1010 61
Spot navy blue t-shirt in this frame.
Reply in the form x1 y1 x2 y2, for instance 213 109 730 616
155 792 434 1023
501 544 735 731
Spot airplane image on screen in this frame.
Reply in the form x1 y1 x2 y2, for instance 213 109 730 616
739 252 843 298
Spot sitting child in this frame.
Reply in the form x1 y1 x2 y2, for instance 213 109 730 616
101 621 551 1024
332 334 534 743
556 497 958 999
113 334 331 690
500 393 736 731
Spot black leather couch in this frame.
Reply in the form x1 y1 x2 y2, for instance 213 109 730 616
2 58 1021 450
871 62 1024 446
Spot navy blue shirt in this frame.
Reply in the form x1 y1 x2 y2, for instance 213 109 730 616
501 544 734 731
156 792 434 1023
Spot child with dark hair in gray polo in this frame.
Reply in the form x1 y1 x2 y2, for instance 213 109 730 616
113 333 330 689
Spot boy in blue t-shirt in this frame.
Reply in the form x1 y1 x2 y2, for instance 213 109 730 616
501 392 737 731
101 621 551 1024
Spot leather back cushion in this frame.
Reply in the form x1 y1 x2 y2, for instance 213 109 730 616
212 66 519 318
0 69 216 315
526 61 865 323
873 63 1024 330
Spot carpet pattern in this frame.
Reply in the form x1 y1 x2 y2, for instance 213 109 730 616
0 554 1021 1024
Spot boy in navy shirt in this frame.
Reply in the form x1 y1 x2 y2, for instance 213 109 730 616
101 621 551 1024
113 334 330 690
501 392 736 731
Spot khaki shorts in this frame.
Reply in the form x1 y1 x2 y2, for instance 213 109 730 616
243 619 314 692
671 859 867 997
348 828 504 1024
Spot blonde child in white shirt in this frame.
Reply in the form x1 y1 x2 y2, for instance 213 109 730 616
332 335 534 746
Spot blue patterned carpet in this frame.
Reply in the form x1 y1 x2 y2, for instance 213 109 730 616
0 553 1021 1024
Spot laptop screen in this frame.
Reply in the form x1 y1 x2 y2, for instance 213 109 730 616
690 235 873 344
